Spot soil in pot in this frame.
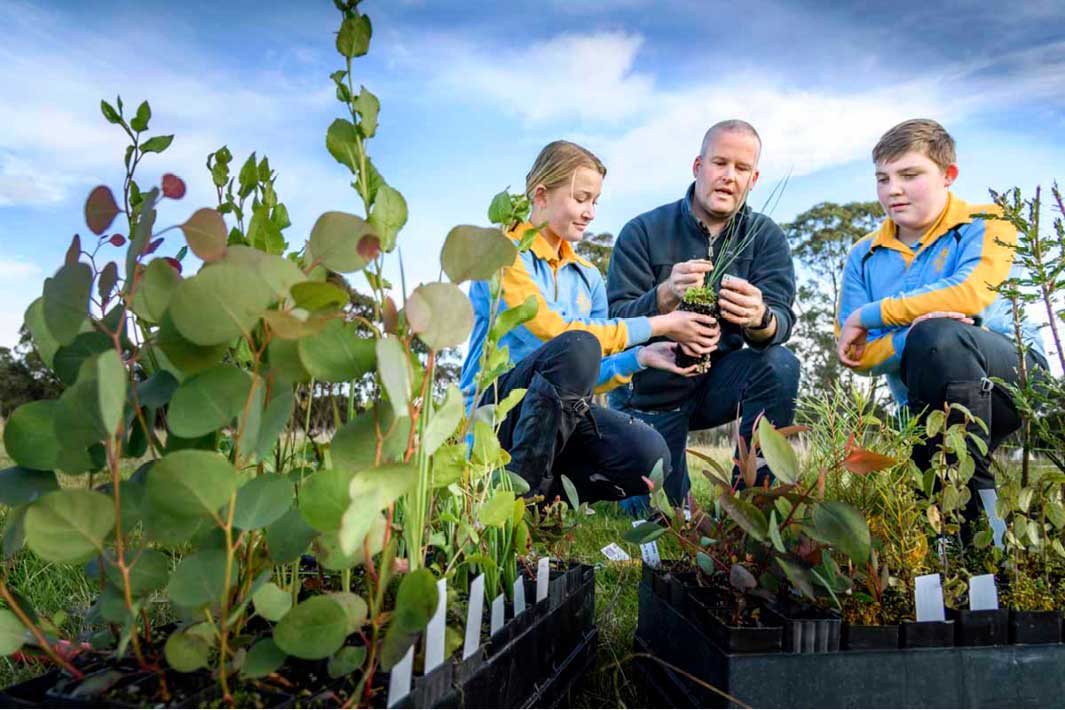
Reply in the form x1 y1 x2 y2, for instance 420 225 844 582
687 586 782 653
674 288 718 373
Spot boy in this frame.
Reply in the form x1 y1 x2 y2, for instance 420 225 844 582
837 118 1046 529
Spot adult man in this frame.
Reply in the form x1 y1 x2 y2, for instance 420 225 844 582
607 120 800 506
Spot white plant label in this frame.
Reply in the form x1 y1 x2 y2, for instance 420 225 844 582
536 557 550 603
386 645 413 708
490 593 505 635
914 573 946 622
513 576 526 616
463 574 485 660
600 542 631 561
632 519 661 568
978 488 1006 549
424 577 447 672
969 573 1000 611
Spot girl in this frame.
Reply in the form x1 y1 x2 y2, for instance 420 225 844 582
459 141 719 504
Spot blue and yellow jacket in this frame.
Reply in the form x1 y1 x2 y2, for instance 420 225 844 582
460 223 653 405
837 193 1044 405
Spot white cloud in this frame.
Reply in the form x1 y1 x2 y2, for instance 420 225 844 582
432 31 655 124
0 258 40 279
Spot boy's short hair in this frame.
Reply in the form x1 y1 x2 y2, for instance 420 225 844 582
872 119 956 170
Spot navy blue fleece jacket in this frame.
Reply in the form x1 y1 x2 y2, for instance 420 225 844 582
606 183 796 410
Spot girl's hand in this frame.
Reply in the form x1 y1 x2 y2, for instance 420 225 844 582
637 342 701 376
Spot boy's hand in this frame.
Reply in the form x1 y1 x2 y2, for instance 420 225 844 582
654 310 719 353
637 342 701 376
837 311 868 367
657 259 713 311
718 276 766 328
912 311 975 326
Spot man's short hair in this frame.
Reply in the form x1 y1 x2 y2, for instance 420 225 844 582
873 119 956 170
700 120 762 159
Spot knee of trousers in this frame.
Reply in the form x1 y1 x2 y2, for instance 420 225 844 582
541 331 603 395
752 346 801 396
628 422 672 481
902 319 971 366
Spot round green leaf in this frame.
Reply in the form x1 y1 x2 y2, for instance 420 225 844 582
165 630 210 673
234 474 294 530
368 185 407 251
24 298 61 369
95 349 126 436
317 514 386 570
406 282 473 350
53 331 112 385
299 469 355 533
810 500 872 564
757 417 799 485
242 638 287 679
0 610 27 656
157 311 227 375
339 464 417 555
267 338 311 384
298 319 375 382
169 263 274 346
478 490 515 528
181 208 227 262
0 467 60 507
166 548 227 608
381 569 438 669
441 226 517 283
134 258 181 323
308 212 376 273
326 119 359 173
290 281 349 312
274 596 349 660
85 185 120 236
331 406 408 472
223 246 305 300
4 401 60 470
328 645 366 679
253 582 292 622
43 262 92 346
336 14 371 58
104 549 170 597
24 489 115 563
329 592 368 635
168 365 252 438
148 450 238 519
265 506 317 563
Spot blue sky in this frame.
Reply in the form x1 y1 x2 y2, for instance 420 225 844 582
2 0 1064 348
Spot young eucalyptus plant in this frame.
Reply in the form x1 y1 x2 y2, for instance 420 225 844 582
0 1 532 706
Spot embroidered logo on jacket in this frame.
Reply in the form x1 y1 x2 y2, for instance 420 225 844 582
934 247 949 272
576 292 592 314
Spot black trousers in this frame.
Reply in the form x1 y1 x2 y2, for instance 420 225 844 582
481 332 669 504
901 319 1046 530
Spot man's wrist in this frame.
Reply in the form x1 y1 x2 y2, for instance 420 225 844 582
744 306 775 340
656 282 679 313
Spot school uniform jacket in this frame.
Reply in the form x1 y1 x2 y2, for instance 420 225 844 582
459 223 653 405
837 193 1045 405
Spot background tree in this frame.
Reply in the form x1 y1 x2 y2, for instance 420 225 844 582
784 201 889 405
0 327 63 417
575 231 614 275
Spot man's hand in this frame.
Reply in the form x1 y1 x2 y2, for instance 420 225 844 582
656 259 713 312
651 310 720 354
718 276 767 329
912 311 975 326
837 310 868 367
637 341 701 376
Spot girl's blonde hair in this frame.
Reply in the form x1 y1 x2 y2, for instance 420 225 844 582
525 140 606 200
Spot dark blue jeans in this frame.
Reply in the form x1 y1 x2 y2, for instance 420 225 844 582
609 344 801 508
482 332 670 504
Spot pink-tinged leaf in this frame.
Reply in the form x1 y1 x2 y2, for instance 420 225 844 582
382 296 398 334
161 173 186 199
843 444 896 475
145 238 164 255
180 208 227 262
163 257 183 275
85 186 120 235
109 234 126 247
65 235 81 266
357 234 381 261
